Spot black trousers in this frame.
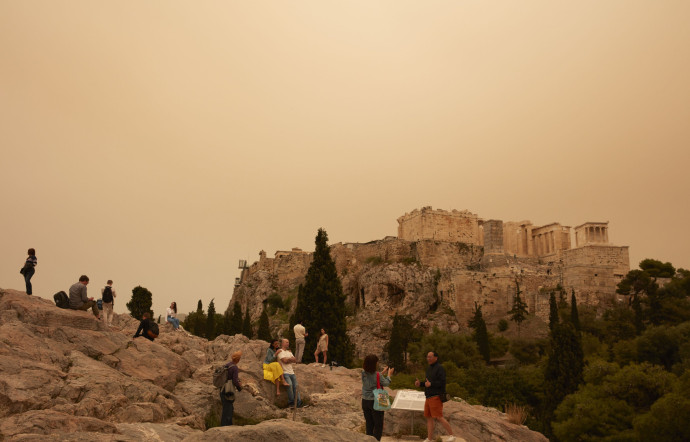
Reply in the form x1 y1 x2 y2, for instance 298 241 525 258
362 399 385 441
220 391 234 426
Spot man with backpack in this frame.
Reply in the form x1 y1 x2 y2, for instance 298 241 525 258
133 312 158 341
68 275 100 319
101 280 116 328
217 351 243 426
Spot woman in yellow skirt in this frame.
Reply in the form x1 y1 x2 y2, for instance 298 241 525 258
263 339 289 395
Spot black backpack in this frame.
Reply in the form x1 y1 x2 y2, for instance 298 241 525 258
54 291 70 309
147 321 160 339
102 286 113 303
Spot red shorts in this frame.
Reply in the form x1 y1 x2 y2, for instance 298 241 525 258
424 396 443 418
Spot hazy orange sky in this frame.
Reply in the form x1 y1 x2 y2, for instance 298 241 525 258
2 1 689 318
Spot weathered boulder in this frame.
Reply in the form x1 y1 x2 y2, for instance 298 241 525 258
0 288 548 441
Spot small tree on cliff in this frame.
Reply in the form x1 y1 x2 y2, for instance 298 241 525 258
126 286 153 320
292 228 354 367
508 281 528 337
385 314 415 371
570 289 581 332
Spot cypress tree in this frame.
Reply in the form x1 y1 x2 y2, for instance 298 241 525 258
508 281 528 337
126 286 153 320
292 228 354 367
386 314 414 371
194 299 206 338
549 291 559 331
242 305 253 338
570 289 580 332
230 302 243 335
206 299 217 340
544 322 584 435
257 305 271 341
468 302 490 363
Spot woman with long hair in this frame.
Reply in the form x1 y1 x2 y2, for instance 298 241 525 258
314 328 329 367
361 354 393 441
166 302 180 330
263 339 289 395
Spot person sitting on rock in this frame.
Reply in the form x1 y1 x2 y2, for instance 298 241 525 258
263 339 289 395
277 338 303 408
68 275 100 319
166 302 180 331
133 312 155 341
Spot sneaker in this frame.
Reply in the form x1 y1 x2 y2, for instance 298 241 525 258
423 439 432 442
446 437 456 442
321 364 326 368
287 402 294 407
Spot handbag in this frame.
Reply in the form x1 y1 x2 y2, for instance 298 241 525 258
372 372 391 411
222 379 236 402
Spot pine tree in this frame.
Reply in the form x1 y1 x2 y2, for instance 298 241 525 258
257 305 271 341
242 305 252 338
570 289 581 332
549 291 559 332
230 302 243 335
292 228 354 367
508 281 528 337
126 286 153 320
206 299 217 340
468 302 490 363
222 311 232 336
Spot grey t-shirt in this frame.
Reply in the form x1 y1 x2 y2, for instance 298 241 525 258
68 282 88 309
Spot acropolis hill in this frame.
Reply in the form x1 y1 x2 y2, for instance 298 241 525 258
231 207 629 355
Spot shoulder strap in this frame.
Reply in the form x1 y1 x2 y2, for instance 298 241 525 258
376 371 381 389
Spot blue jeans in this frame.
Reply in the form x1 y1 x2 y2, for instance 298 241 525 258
24 268 35 295
219 390 234 426
167 316 180 329
283 373 302 406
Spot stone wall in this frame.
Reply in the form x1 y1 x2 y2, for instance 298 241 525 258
397 207 481 244
562 244 630 306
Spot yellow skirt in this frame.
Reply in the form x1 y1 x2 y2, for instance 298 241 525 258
263 362 283 383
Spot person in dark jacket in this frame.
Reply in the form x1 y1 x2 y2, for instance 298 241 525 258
220 351 243 426
415 351 455 442
133 312 154 341
22 248 37 295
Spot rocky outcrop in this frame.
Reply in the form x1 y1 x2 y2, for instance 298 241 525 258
0 288 546 441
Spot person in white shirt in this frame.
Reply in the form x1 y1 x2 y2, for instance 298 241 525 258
277 338 303 407
166 302 180 331
101 280 116 327
293 322 308 363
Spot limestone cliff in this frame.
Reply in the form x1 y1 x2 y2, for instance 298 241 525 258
0 288 546 441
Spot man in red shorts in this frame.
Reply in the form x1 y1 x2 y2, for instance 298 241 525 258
415 351 455 442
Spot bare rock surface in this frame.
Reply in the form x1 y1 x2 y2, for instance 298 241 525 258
0 288 546 441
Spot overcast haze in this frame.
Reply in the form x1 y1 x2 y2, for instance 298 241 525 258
2 1 689 318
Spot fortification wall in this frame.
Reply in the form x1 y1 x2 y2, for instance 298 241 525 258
562 245 630 305
397 207 481 244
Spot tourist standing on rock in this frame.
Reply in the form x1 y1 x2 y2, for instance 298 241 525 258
415 351 455 442
220 351 243 426
68 275 100 319
166 302 180 331
101 280 116 327
293 322 308 363
21 248 37 295
263 339 289 395
277 338 303 408
361 354 394 441
133 312 155 341
314 328 329 367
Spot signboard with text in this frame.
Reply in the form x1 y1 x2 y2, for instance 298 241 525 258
391 390 426 411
